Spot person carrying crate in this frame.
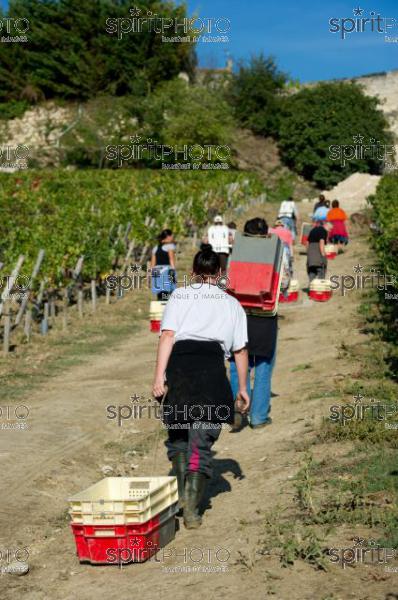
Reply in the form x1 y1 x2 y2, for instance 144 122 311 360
228 218 281 430
152 245 250 529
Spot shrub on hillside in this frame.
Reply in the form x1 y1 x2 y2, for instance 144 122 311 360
369 174 398 354
278 82 393 188
141 79 236 167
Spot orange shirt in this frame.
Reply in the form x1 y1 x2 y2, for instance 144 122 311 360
327 207 347 221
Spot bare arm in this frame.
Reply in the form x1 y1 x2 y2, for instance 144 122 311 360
234 347 250 413
319 238 326 257
150 253 156 268
152 330 175 398
168 250 176 269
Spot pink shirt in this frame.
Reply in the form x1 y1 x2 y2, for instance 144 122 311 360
269 227 293 250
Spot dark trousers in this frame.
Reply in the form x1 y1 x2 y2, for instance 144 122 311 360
165 422 222 478
308 265 326 281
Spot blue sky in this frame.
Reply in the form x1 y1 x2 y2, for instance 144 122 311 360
1 0 397 82
179 0 397 81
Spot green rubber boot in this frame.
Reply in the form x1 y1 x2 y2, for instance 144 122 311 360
172 453 187 513
183 471 207 529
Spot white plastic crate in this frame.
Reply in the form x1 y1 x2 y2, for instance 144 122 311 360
69 476 178 526
310 279 331 292
288 279 300 293
325 244 337 255
149 301 166 320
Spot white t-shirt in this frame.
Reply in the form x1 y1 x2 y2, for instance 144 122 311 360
152 243 176 255
278 201 298 219
207 225 230 254
161 284 248 358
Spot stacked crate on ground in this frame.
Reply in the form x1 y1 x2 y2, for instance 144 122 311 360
309 279 332 302
325 244 337 260
279 279 300 303
149 300 167 333
69 476 178 564
227 233 284 317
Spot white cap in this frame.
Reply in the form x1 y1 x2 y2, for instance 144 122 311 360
214 215 223 224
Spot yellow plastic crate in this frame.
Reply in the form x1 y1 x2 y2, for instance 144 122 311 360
69 476 178 526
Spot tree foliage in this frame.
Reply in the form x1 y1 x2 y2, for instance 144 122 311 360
278 82 393 188
0 0 196 104
227 53 287 137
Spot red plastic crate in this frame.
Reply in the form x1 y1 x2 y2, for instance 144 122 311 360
301 234 309 246
279 291 299 303
228 264 280 309
228 261 274 298
71 503 178 565
150 320 161 333
309 290 332 302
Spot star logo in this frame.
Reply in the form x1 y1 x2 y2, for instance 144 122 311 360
130 134 141 144
353 264 364 274
129 7 141 16
353 393 364 404
353 536 365 547
353 7 364 17
353 134 364 144
131 537 140 547
130 263 141 273
130 393 141 403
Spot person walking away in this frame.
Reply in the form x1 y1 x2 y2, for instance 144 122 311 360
152 245 250 529
229 218 278 430
277 197 299 241
150 229 176 301
306 220 328 282
327 200 349 254
312 198 329 222
269 219 294 277
313 193 327 214
206 215 231 272
227 221 237 253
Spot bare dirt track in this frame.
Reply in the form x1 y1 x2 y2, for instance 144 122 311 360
0 206 396 600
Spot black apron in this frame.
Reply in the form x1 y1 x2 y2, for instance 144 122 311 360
163 340 234 426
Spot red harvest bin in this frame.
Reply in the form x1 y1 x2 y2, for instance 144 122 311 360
228 262 280 308
309 290 332 302
71 503 178 565
279 291 299 303
150 320 161 333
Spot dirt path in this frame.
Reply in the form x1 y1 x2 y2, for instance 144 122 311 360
0 210 394 600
